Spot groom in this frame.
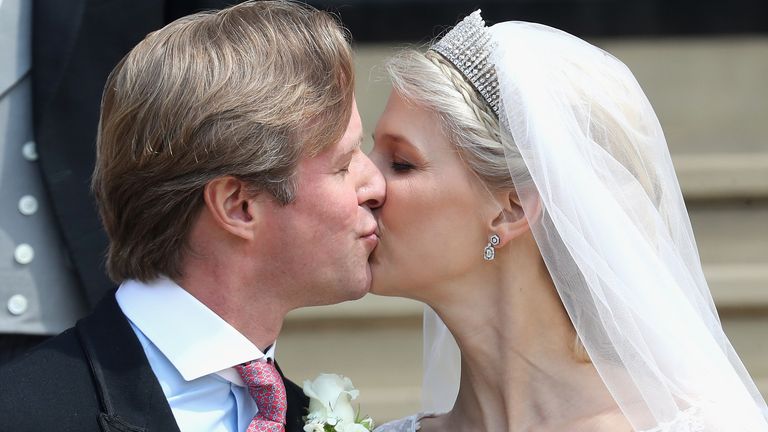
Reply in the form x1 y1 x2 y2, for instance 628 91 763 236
0 2 384 431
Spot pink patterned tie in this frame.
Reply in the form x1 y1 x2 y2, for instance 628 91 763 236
235 359 287 432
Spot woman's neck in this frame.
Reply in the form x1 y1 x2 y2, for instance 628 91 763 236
424 253 621 432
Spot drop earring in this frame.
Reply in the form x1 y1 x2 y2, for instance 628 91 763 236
483 233 501 261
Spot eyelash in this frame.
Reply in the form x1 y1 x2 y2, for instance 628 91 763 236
391 161 415 173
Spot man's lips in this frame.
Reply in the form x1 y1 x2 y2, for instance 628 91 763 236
360 226 379 248
360 223 377 239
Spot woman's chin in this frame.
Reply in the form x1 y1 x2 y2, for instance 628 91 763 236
370 285 395 297
369 254 410 297
369 266 396 296
368 274 390 296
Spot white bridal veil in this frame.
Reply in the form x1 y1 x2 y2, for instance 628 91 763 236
421 16 768 431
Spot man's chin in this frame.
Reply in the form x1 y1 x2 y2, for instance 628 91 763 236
347 267 372 301
312 273 371 307
345 286 369 302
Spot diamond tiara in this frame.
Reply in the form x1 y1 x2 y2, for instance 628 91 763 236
430 10 500 116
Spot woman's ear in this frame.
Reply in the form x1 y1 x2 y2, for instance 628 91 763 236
203 176 259 241
489 190 531 248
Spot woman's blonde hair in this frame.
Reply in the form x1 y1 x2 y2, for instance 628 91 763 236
93 1 354 283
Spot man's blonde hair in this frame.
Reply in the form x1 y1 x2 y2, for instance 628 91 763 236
93 0 354 283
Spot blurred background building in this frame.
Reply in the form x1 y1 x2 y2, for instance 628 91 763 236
279 0 768 422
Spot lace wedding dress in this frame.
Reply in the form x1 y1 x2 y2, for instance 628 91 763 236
375 413 434 432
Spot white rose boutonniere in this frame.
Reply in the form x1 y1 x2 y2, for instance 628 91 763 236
302 373 375 432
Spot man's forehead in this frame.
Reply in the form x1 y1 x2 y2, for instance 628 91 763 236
307 101 362 160
348 133 364 150
301 131 363 169
333 129 364 155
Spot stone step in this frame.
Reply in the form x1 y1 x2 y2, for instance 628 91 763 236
690 200 768 310
597 37 768 157
676 153 768 200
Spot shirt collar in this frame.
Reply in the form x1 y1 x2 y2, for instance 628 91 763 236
116 277 275 382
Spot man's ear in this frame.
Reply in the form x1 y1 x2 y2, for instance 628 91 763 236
489 190 532 248
203 176 259 241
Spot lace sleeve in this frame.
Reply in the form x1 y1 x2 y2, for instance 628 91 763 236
641 407 705 432
374 413 432 432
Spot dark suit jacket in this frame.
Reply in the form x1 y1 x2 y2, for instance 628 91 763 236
0 292 309 432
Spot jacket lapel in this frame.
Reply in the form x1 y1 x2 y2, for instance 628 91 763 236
0 0 32 97
31 0 86 125
276 361 310 432
76 292 180 432
76 291 309 432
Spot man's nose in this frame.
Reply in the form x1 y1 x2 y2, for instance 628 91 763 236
358 153 385 209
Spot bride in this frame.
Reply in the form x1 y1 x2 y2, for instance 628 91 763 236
368 11 768 432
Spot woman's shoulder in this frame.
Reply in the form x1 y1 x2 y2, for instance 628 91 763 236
374 413 437 432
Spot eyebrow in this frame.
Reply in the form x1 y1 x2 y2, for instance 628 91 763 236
373 132 426 159
336 133 364 163
374 132 411 148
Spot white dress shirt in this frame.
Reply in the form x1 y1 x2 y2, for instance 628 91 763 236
116 277 275 432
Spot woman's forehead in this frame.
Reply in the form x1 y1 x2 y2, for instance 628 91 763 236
376 93 447 149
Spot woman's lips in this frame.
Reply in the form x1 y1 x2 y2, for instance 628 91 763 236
361 232 379 250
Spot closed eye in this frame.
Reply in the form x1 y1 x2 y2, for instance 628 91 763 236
391 161 414 173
